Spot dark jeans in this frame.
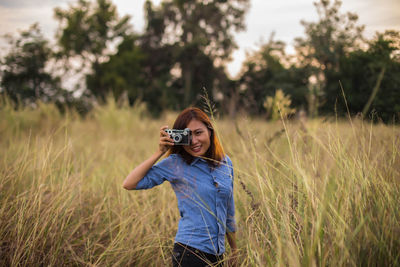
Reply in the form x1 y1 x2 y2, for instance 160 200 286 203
171 242 224 267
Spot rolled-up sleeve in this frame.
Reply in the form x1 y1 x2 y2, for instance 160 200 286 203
135 155 178 190
226 157 237 233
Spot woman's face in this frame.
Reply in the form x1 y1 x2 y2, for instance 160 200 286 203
183 119 211 157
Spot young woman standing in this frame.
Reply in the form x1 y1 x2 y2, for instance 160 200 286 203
123 107 237 266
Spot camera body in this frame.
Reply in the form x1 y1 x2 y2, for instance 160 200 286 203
165 128 192 145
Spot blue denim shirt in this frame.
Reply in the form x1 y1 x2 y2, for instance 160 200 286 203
135 154 236 255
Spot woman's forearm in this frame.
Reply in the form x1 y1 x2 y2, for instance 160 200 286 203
122 150 165 190
226 231 237 250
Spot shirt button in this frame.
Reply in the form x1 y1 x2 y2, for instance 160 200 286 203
214 182 219 188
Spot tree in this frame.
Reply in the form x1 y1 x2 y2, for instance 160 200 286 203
294 0 364 114
338 30 400 122
54 0 132 102
85 34 147 105
148 0 250 107
238 37 287 115
0 24 64 107
139 1 178 113
237 36 309 116
86 1 177 116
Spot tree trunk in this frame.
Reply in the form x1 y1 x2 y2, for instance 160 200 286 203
362 66 386 117
228 87 239 119
183 66 192 107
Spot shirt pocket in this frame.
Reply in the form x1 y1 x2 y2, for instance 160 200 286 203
215 177 232 200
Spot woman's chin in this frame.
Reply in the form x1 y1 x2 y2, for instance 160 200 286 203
186 148 205 157
190 151 202 157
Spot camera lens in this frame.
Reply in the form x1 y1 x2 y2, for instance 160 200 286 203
173 134 182 143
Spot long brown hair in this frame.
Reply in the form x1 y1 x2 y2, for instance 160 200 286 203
166 107 225 167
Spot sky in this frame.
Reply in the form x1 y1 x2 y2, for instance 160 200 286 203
0 0 399 77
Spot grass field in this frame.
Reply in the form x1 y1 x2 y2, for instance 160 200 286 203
1 100 399 266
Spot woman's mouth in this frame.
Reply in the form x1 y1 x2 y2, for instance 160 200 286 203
191 145 201 153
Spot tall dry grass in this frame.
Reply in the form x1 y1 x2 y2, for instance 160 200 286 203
1 99 399 266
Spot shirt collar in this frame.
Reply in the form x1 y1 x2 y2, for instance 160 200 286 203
191 157 210 166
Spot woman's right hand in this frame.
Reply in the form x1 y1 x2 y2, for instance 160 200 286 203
158 126 174 154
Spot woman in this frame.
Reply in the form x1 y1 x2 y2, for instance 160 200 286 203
122 107 237 267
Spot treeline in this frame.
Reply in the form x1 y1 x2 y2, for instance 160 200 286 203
1 0 399 121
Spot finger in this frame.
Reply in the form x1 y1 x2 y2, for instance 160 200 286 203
161 135 174 142
160 136 174 143
160 141 174 146
160 126 169 136
160 130 167 137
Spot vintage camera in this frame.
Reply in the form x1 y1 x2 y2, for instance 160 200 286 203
165 128 192 145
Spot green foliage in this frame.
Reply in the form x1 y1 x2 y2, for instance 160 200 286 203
54 0 131 63
159 0 249 60
337 31 400 122
237 0 399 122
86 35 147 104
294 0 364 113
2 0 400 122
295 0 364 71
54 0 250 115
147 0 250 107
238 36 309 116
0 24 64 107
54 0 132 103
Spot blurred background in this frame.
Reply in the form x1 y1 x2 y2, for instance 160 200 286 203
1 0 399 121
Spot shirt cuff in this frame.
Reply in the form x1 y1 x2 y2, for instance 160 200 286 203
226 219 237 233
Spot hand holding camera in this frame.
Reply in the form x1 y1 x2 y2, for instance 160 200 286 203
159 126 175 154
158 126 193 154
164 128 192 145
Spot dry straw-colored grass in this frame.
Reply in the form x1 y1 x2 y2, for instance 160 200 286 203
1 99 399 266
